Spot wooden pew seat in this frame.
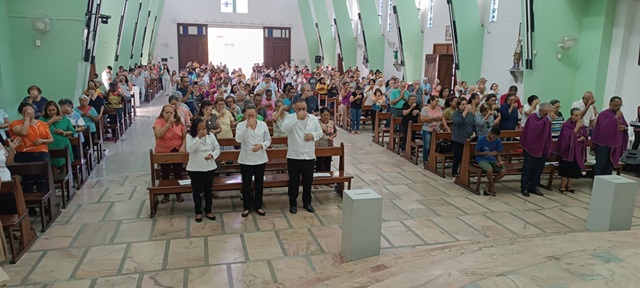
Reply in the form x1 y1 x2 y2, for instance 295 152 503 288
0 176 37 264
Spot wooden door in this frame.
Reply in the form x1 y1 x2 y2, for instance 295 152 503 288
337 53 344 74
177 24 208 68
424 54 455 89
263 27 291 69
433 43 453 54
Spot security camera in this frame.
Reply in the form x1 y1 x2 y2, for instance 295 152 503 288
99 14 111 24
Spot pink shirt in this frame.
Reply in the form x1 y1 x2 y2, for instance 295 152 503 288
261 97 275 120
421 106 444 132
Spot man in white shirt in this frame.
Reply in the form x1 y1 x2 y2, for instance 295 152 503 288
254 74 278 96
571 91 598 129
133 66 149 102
281 99 324 214
101 66 112 88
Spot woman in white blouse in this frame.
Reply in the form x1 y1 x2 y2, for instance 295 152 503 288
235 104 272 218
185 116 221 223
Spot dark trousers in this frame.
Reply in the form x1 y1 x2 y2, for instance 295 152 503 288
521 150 548 192
451 141 465 177
593 145 614 176
315 156 332 172
633 130 640 150
189 170 215 215
287 158 315 207
13 152 50 193
240 163 266 211
160 148 183 179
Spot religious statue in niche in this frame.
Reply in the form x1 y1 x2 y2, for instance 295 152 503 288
512 22 523 70
445 25 452 41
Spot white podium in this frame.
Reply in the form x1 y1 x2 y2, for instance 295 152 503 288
341 189 383 262
587 175 638 232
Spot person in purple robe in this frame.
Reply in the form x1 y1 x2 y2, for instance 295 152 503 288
591 96 628 176
555 108 588 193
519 102 553 197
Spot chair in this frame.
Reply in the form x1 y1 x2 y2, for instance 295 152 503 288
103 108 121 142
7 160 60 232
0 176 37 264
69 137 87 189
48 147 75 208
82 129 95 174
93 120 105 164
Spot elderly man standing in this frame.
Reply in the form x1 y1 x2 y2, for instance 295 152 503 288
254 74 279 96
407 80 424 105
591 96 628 176
519 102 553 197
281 99 324 214
571 91 598 131
292 84 319 115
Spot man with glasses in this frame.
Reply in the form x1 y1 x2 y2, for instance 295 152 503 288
292 84 319 115
281 99 324 214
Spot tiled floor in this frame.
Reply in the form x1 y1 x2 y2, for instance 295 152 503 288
2 94 639 288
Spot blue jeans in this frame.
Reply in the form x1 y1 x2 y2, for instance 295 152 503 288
521 150 548 192
422 130 432 163
350 108 361 131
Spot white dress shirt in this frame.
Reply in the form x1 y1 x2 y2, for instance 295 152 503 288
281 113 324 160
235 120 272 165
185 134 221 172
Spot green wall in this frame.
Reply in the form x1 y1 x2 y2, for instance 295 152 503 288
94 0 127 72
6 0 89 109
357 0 385 72
332 0 356 69
117 0 142 69
131 0 151 66
523 0 616 108
148 0 165 58
312 0 336 66
451 0 484 83
0 0 19 118
394 0 424 82
297 0 320 67
141 0 162 64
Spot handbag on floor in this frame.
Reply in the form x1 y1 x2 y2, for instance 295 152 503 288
435 139 453 153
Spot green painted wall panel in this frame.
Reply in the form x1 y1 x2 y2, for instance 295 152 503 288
357 0 384 72
523 0 615 107
394 0 424 81
450 0 484 83
141 0 161 64
148 0 164 59
312 0 336 66
297 0 320 67
0 0 19 118
332 0 356 69
131 0 151 66
7 0 88 106
94 0 126 73
116 0 141 69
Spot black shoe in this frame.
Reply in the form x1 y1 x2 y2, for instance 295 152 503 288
206 213 217 221
530 189 544 196
241 210 250 218
521 191 530 197
256 209 266 216
289 206 297 214
303 205 315 213
195 215 203 223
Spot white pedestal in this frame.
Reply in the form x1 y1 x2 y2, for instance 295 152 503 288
132 86 141 107
587 175 638 232
341 189 383 262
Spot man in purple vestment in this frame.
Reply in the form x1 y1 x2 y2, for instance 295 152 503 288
519 102 553 197
591 96 628 176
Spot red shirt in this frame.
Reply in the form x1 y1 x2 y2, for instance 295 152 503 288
500 93 523 109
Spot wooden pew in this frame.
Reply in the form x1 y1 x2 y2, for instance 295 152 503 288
425 131 453 178
69 136 87 189
82 129 95 174
93 119 105 164
7 160 60 232
386 117 403 153
455 130 556 194
343 105 373 133
103 108 121 142
372 111 391 147
0 176 37 264
48 148 75 208
216 136 288 148
403 122 423 164
147 143 354 218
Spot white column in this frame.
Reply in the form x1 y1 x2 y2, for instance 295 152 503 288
341 188 383 262
587 175 638 232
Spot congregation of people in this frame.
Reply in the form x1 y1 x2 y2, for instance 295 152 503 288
0 59 637 224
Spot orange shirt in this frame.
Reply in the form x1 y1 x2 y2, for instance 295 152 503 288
9 119 52 153
153 118 185 153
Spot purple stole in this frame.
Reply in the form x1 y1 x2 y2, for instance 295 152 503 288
592 109 629 167
520 113 552 158
555 120 588 169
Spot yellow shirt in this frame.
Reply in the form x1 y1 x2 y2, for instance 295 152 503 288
213 109 234 139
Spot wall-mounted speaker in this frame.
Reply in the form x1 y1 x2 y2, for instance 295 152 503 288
315 55 322 64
